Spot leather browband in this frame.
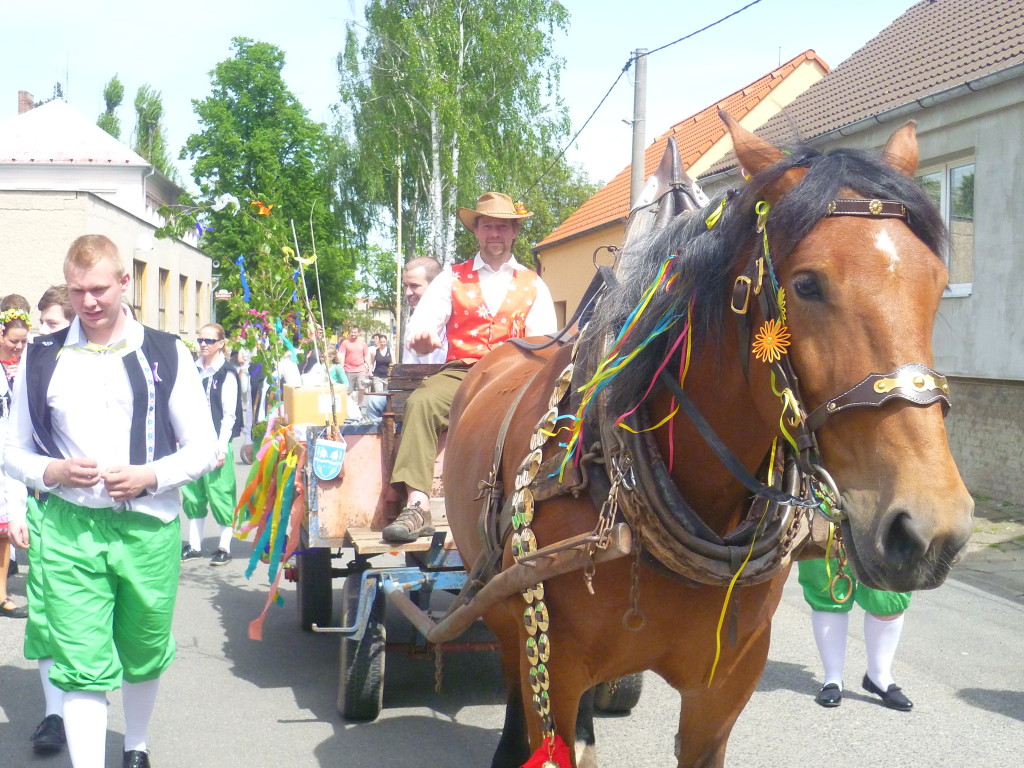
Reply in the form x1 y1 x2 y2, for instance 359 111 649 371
826 198 907 220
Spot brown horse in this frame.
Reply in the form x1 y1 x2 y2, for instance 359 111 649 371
443 115 974 767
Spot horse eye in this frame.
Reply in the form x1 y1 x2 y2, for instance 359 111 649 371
792 274 823 301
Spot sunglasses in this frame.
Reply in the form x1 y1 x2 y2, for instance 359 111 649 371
196 338 221 345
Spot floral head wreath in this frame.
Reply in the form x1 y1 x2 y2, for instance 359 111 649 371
0 308 31 329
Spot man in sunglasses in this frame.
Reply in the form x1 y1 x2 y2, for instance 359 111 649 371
4 234 217 768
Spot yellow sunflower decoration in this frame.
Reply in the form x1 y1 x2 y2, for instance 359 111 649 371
752 318 791 364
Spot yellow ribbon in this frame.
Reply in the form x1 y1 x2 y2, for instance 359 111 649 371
705 197 727 229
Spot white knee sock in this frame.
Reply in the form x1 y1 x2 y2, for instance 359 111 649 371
63 690 108 768
38 658 64 717
217 524 233 553
811 610 849 688
122 678 160 753
864 612 904 690
189 518 205 551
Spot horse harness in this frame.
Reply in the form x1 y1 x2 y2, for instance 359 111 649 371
457 194 954 617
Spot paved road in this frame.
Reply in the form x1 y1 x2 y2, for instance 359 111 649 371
2 485 1022 767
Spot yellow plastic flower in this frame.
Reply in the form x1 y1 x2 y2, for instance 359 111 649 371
752 318 791 364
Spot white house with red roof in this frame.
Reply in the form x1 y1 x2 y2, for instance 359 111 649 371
0 94 212 338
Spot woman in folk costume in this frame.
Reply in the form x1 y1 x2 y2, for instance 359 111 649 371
181 323 242 566
0 307 30 618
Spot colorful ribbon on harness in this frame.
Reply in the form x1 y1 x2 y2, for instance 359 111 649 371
559 254 687 479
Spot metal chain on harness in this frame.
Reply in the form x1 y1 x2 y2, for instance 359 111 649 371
508 363 575 751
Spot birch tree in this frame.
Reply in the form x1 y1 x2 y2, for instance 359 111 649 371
338 0 585 263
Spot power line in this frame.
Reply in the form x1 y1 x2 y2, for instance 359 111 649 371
646 0 764 57
518 0 765 201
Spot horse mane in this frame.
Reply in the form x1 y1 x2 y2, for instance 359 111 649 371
588 139 949 416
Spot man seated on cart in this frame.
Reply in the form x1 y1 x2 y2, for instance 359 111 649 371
382 191 557 543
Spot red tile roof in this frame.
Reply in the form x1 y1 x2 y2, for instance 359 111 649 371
535 50 829 250
705 0 1024 175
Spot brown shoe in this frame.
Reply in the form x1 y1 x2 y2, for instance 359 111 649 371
382 502 434 543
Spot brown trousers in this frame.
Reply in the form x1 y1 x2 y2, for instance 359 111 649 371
390 362 470 495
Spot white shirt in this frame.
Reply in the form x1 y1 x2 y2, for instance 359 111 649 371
276 354 302 387
4 314 218 523
406 254 558 352
403 327 447 364
198 352 239 457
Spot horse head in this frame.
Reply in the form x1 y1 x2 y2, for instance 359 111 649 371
725 114 973 591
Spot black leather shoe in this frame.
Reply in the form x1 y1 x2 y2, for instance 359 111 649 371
124 750 151 768
862 674 913 711
30 714 66 753
814 682 842 707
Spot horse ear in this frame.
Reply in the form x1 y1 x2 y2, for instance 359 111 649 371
720 110 806 202
882 121 920 177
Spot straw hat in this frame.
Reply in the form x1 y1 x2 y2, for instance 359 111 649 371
457 192 533 231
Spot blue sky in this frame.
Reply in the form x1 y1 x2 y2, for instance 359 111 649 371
1 0 917 189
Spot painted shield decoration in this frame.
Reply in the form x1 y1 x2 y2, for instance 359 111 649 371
313 439 347 481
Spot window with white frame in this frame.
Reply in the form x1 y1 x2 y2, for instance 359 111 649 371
917 158 974 296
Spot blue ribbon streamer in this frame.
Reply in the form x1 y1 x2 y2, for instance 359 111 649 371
236 255 251 302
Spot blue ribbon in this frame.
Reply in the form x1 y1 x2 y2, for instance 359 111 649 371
236 255 251 302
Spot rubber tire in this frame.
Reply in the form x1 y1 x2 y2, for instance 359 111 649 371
338 574 386 721
296 547 333 631
593 673 644 713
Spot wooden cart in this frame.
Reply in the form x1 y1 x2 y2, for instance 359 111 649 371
283 364 641 720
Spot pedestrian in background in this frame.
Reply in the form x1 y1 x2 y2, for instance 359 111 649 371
181 323 242 566
21 284 75 754
798 557 914 711
1 303 30 618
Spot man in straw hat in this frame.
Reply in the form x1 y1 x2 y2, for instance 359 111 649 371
383 191 556 542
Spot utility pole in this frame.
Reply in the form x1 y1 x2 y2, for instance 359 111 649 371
629 48 648 208
395 156 403 348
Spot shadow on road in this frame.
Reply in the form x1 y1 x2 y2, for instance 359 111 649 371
956 687 1024 722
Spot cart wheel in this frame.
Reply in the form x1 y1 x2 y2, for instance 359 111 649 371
296 548 333 631
594 673 643 713
338 574 386 721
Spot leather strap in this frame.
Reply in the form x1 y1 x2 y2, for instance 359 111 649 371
825 198 907 220
656 369 819 508
508 266 618 353
804 363 950 432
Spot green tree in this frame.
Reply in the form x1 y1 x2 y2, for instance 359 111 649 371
338 0 580 263
97 75 124 138
181 37 357 333
133 85 177 181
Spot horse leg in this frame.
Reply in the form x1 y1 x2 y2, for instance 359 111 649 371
666 628 771 768
574 687 599 768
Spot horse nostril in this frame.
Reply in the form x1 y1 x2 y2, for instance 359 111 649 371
879 510 928 566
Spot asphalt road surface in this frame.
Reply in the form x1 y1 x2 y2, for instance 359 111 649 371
2 539 1022 768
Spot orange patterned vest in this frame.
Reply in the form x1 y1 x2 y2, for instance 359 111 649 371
446 261 539 362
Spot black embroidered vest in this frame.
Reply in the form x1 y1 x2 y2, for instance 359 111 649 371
206 362 243 440
25 326 180 464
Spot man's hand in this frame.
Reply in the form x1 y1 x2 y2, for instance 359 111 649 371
102 465 158 503
8 520 29 549
408 330 442 356
43 457 102 489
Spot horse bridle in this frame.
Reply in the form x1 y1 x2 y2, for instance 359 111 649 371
729 197 952 516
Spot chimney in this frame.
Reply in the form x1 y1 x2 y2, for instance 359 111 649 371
18 90 35 114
